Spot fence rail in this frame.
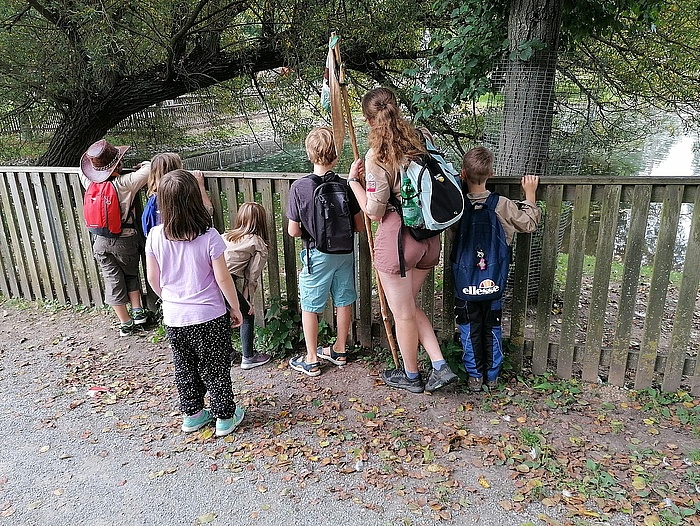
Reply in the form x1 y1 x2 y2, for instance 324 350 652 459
1 167 699 394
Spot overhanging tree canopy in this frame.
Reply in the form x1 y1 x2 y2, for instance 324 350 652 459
1 0 697 166
0 0 429 165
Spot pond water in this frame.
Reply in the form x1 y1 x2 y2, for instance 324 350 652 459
597 127 699 270
225 138 364 174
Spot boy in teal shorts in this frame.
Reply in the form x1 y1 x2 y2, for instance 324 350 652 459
286 127 365 376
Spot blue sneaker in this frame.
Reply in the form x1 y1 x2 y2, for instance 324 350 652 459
181 409 213 432
215 407 245 437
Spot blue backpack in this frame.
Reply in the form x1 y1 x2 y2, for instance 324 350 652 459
141 194 160 237
450 192 511 302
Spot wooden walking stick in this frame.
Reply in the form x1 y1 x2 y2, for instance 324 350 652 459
328 33 400 368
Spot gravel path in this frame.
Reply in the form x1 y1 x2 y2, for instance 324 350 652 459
0 303 635 525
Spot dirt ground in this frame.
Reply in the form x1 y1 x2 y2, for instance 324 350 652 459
2 299 700 525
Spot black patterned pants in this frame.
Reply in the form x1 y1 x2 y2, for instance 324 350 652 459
166 313 236 419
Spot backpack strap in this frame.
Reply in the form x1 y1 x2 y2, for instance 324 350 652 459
107 179 136 231
485 191 499 211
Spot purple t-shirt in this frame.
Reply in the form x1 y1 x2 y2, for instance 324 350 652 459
145 226 227 327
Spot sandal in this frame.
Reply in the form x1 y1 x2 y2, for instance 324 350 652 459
317 345 347 366
289 356 321 377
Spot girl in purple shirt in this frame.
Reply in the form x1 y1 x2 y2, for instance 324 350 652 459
145 169 244 437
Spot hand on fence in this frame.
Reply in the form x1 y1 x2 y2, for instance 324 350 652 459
521 175 539 201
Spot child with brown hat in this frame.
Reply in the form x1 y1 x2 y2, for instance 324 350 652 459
78 139 152 335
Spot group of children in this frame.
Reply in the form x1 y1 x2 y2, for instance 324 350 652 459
78 116 540 438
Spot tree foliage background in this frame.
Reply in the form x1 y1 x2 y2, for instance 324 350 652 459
0 0 698 166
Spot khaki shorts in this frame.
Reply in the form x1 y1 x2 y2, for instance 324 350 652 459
92 234 143 305
373 211 440 274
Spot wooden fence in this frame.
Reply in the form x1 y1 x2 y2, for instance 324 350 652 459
1 167 699 394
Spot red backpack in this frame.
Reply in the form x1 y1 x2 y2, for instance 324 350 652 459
83 181 123 237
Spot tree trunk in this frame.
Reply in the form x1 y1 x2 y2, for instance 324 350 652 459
497 0 563 177
37 49 285 167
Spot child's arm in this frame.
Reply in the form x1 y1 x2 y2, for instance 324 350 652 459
213 255 243 328
501 174 542 234
193 170 215 216
521 175 539 203
146 255 162 297
243 238 269 299
288 219 302 238
347 158 382 221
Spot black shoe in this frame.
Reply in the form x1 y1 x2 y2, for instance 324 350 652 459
425 365 458 393
381 368 424 393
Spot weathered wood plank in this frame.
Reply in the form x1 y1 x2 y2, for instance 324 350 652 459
207 177 224 233
219 177 239 228
609 185 652 386
442 232 456 343
356 230 372 348
667 193 700 393
582 185 621 383
30 172 65 303
8 172 42 299
533 184 563 375
41 172 78 304
257 179 279 314
557 185 592 379
509 232 532 371
240 178 254 203
70 174 104 306
634 185 683 390
0 173 19 297
1 172 32 298
278 181 298 313
56 174 91 305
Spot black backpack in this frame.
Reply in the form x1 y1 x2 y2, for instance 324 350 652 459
450 192 511 302
305 171 354 263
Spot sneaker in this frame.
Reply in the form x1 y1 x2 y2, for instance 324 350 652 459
485 378 498 390
119 320 135 336
182 409 214 432
215 407 245 437
425 365 458 393
381 368 424 394
467 376 484 392
132 308 149 326
241 352 271 370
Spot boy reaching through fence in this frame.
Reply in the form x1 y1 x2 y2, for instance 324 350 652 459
79 139 152 336
451 146 541 391
286 127 364 377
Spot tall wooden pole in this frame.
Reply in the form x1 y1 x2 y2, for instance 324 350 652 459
331 33 400 368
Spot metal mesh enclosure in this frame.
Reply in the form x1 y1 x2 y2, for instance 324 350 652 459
482 56 594 179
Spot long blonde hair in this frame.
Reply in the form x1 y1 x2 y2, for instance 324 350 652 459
361 87 425 175
223 202 269 244
148 152 182 196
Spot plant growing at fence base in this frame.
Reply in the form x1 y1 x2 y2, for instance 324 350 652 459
254 299 303 358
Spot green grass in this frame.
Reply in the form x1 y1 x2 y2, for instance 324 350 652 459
555 253 682 290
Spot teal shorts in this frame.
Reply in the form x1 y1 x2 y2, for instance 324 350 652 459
299 249 357 313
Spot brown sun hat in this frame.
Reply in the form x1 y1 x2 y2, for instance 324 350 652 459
80 139 130 183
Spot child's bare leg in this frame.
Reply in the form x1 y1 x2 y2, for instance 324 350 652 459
112 304 131 323
128 290 143 310
301 310 320 364
334 305 352 354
